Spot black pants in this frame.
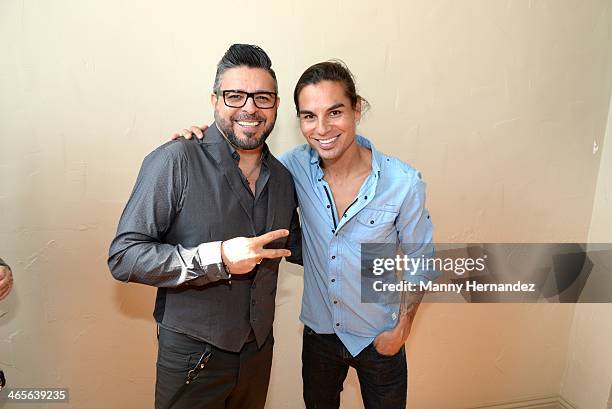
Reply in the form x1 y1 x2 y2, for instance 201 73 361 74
302 326 407 409
155 327 273 409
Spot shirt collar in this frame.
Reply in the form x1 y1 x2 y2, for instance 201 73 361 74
222 134 271 164
308 134 382 174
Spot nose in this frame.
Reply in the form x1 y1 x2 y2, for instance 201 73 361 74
316 117 331 136
242 95 259 114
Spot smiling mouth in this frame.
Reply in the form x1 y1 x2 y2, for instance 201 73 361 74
315 135 339 148
235 120 263 128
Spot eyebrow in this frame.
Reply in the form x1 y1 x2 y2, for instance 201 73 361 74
224 89 276 94
298 103 346 116
327 103 345 111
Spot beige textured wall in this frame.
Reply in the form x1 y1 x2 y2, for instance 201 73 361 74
0 1 610 408
560 93 612 409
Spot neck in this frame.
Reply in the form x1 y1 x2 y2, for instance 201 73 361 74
236 145 263 166
321 138 369 179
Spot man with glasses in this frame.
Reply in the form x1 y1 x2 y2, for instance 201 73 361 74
108 44 301 409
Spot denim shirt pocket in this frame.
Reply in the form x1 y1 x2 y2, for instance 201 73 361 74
351 208 398 243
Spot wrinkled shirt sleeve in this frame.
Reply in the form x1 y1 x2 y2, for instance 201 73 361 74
108 147 229 288
397 172 438 283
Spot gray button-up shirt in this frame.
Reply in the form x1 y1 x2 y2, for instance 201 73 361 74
108 123 301 350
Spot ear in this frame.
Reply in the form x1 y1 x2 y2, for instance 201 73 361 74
211 92 218 108
355 97 362 123
276 94 281 109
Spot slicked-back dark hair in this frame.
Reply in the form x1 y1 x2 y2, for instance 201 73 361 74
293 60 370 115
213 44 278 93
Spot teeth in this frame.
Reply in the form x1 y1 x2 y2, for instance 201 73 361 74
319 137 338 145
237 121 260 126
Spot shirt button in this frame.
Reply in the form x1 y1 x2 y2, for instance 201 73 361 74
370 220 374 224
336 323 340 327
333 300 338 304
331 279 336 283
252 300 256 306
331 229 335 233
364 196 368 200
318 178 322 182
331 255 335 260
327 204 331 208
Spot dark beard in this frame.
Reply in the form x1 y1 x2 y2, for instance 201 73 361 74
214 111 276 150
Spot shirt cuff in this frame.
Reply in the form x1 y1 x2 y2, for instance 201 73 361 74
196 241 230 281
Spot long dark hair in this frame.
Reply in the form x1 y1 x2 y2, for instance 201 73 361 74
293 60 370 115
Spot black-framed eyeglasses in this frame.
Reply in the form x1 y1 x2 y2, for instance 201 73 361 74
219 90 278 109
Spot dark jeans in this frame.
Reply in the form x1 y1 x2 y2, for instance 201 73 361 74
302 326 407 409
155 327 273 409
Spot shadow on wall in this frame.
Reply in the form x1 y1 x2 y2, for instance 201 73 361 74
274 260 303 307
112 281 156 321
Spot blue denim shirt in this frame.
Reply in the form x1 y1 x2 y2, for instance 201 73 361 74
280 136 437 356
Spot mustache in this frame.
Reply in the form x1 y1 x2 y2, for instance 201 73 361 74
234 113 265 122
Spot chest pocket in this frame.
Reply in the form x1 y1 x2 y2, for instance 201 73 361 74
350 208 398 243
